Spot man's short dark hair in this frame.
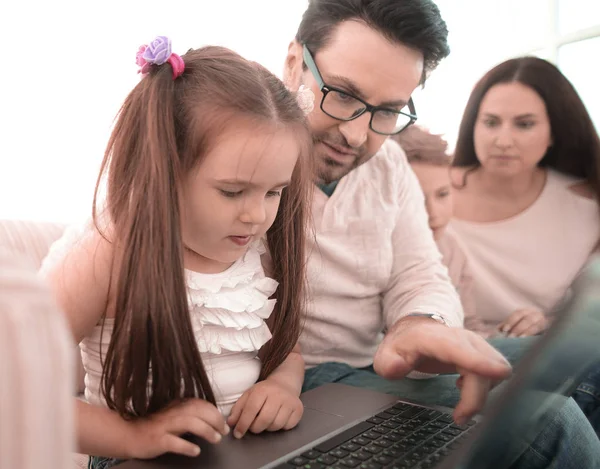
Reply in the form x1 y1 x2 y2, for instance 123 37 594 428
296 0 450 83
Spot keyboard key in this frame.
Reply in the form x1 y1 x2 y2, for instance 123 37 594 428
427 439 445 448
302 464 325 469
341 443 361 452
437 413 455 424
417 409 442 421
450 424 469 432
367 417 385 425
362 431 381 440
393 403 411 411
375 411 394 420
421 424 441 434
358 463 383 469
393 442 415 452
442 428 462 436
315 422 374 452
372 455 393 465
363 444 383 454
429 421 448 429
372 439 393 448
330 449 349 459
384 407 401 415
402 437 419 446
391 428 412 437
382 447 405 458
411 431 430 440
420 444 438 454
406 450 427 461
433 433 453 443
398 407 425 419
381 421 401 429
302 450 323 460
352 437 371 446
401 421 421 430
289 456 309 466
353 451 372 461
372 426 391 434
391 417 409 425
340 457 362 467
382 433 403 443
316 455 338 465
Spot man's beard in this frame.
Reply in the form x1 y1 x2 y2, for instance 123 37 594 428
312 131 366 184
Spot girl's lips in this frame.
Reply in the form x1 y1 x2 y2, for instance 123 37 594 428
228 235 252 246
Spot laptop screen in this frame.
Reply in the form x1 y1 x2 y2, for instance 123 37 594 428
443 255 600 469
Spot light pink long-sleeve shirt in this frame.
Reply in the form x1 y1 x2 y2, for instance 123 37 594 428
450 169 600 327
300 139 464 368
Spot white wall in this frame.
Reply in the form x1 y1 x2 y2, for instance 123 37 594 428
0 0 307 223
1 0 598 222
416 0 600 147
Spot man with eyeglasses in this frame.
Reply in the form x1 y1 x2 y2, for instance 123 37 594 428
282 0 600 466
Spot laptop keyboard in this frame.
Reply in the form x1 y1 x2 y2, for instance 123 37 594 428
275 401 477 469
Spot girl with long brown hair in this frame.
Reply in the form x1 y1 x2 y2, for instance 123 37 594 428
40 36 313 467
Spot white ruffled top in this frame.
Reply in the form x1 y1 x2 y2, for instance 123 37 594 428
39 223 278 416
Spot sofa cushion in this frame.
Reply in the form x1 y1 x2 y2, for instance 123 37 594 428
0 219 66 269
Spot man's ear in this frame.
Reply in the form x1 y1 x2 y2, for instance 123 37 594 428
282 40 303 90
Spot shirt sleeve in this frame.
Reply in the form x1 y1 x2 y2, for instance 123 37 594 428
381 145 464 329
457 247 493 336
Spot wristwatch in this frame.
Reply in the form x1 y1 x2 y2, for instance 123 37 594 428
406 312 448 326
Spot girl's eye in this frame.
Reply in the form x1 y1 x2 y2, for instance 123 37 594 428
220 190 242 198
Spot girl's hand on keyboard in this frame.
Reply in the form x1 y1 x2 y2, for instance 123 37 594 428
129 398 229 459
227 380 304 439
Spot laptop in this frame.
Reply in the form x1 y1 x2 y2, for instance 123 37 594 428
117 255 600 469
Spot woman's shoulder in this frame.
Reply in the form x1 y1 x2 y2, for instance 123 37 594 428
547 169 597 202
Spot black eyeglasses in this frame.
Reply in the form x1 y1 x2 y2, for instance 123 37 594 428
302 44 417 135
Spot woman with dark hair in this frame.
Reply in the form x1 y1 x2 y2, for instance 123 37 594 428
449 57 600 437
450 56 600 338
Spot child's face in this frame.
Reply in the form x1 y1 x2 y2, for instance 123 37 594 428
180 120 301 272
410 162 453 240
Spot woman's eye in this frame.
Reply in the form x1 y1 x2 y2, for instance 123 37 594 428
516 121 535 129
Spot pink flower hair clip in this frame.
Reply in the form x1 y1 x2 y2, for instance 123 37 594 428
136 36 185 80
296 85 315 116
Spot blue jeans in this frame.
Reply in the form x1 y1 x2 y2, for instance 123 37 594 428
303 336 535 407
572 363 600 438
303 337 600 468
